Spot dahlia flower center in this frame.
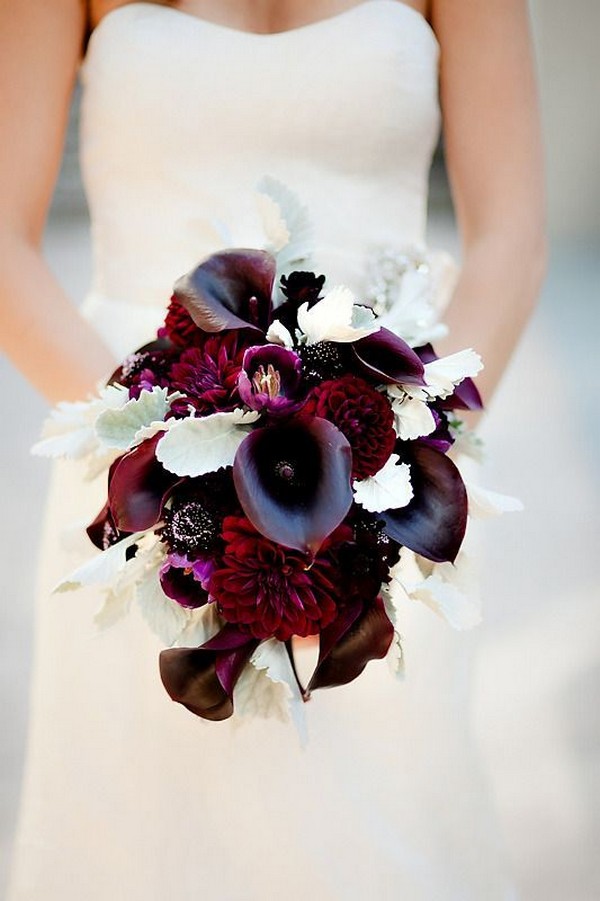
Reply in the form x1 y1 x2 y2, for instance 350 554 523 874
251 363 281 399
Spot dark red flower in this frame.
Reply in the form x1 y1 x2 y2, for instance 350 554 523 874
158 295 205 348
303 375 396 480
168 331 252 414
208 516 352 641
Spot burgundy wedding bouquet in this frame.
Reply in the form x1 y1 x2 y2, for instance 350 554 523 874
34 182 521 733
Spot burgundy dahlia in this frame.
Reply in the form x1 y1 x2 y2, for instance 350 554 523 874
303 375 396 480
168 331 251 414
208 516 352 641
158 295 205 348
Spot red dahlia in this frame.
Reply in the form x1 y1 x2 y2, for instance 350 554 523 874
158 296 205 348
208 516 352 641
303 375 396 480
168 331 250 414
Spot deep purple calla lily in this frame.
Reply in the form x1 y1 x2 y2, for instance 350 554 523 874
159 625 258 721
108 434 182 533
237 344 304 415
381 443 468 563
307 596 394 692
172 249 276 334
232 416 353 555
352 328 426 387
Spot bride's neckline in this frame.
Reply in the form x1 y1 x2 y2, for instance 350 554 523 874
90 1 438 46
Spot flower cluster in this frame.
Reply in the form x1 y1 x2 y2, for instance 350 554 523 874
36 241 516 731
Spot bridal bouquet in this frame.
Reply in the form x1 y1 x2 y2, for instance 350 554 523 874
34 181 520 735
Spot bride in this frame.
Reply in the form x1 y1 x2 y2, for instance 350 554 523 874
1 1 546 898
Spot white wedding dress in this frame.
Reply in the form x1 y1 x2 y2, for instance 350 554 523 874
8 3 514 898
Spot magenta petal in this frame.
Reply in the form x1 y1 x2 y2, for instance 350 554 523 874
352 328 425 386
173 249 276 334
232 417 353 555
108 434 181 532
381 444 468 563
308 597 394 691
159 559 210 609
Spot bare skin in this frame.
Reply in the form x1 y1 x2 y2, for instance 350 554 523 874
0 0 546 410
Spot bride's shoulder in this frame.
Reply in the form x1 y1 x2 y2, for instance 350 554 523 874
86 0 170 33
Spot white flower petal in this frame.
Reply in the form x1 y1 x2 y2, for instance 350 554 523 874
391 396 436 440
353 454 413 513
411 573 481 630
297 285 380 344
155 408 260 477
32 384 129 459
254 192 290 252
235 639 307 744
135 551 192 646
255 175 314 269
423 349 483 399
466 482 524 519
95 386 177 450
265 318 294 348
176 605 223 648
53 529 151 593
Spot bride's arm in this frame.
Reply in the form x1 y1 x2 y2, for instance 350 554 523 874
0 1 116 405
432 0 547 409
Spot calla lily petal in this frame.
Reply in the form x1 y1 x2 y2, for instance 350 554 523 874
173 249 276 334
352 328 426 386
308 597 394 691
159 627 258 721
108 434 181 532
381 444 468 563
232 417 353 554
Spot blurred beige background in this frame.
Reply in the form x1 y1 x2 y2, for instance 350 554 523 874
1 3 599 899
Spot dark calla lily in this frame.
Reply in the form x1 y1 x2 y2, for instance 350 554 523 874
352 328 426 387
237 344 304 415
381 443 467 563
108 434 182 533
232 417 353 555
417 408 454 454
307 596 394 692
159 625 258 721
173 249 276 334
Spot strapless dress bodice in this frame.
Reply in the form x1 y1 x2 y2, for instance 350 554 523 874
78 1 440 355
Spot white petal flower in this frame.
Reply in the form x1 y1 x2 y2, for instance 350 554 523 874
353 454 413 513
53 528 152 593
366 246 458 346
234 639 307 743
410 554 482 630
255 175 314 271
421 349 483 399
265 318 294 348
155 408 260 477
95 386 180 451
297 285 380 344
390 394 436 441
254 192 291 252
135 545 192 647
465 482 524 519
32 383 129 459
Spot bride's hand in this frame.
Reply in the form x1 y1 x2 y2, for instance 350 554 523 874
431 0 548 413
0 1 116 405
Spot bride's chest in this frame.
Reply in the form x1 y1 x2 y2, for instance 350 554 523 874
80 2 440 173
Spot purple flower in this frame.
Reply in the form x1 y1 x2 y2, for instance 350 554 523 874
237 344 304 415
159 553 215 609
